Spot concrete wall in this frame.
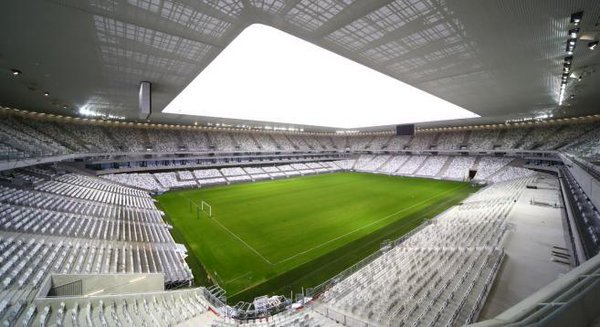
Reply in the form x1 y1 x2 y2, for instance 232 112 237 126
562 155 600 210
54 273 164 296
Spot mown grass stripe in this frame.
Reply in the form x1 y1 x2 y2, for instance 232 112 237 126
156 172 476 301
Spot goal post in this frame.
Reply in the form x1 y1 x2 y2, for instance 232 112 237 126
201 200 212 217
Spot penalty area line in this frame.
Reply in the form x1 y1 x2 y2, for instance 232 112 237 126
180 194 274 266
224 271 252 284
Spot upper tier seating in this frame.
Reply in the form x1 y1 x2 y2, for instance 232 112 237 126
469 130 499 150
2 110 598 161
436 132 465 150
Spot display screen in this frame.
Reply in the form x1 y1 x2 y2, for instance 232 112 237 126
396 124 415 136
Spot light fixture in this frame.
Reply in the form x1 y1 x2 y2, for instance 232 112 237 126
566 40 576 53
10 69 22 76
589 41 598 50
570 11 583 25
564 56 573 64
62 105 68 109
568 28 580 38
43 92 50 97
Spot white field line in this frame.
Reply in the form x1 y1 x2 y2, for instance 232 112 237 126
275 184 466 265
181 194 274 265
211 215 274 265
225 271 252 284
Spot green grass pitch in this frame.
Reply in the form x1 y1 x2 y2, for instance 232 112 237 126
156 172 475 302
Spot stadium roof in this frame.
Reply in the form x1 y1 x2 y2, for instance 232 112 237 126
1 0 599 131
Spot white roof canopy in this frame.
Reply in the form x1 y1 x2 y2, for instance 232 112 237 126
163 24 478 128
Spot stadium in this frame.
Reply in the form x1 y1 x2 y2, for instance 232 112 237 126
0 0 599 326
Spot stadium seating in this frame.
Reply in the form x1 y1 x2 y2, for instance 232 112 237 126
0 164 205 325
99 161 344 191
436 132 465 150
319 177 533 326
2 109 600 162
103 173 165 192
352 154 376 171
332 159 356 170
269 133 296 151
369 135 393 150
378 155 410 174
489 166 536 183
442 156 476 180
473 157 514 181
415 156 448 177
2 109 599 326
396 155 427 175
409 133 435 150
567 126 600 160
469 130 499 150
349 136 373 150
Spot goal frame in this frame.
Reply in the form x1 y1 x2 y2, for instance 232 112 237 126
201 200 212 217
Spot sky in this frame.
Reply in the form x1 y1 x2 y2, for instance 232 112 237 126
163 24 478 129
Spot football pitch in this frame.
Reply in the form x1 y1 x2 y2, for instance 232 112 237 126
156 172 475 302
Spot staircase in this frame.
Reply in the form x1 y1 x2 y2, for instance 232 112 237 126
267 134 282 150
394 156 412 174
493 129 507 148
531 126 567 150
373 155 392 172
405 135 415 149
461 131 472 148
140 128 151 149
514 128 533 149
363 136 375 150
248 133 262 150
228 133 240 150
299 136 314 150
430 132 442 149
471 156 483 170
380 135 395 150
284 134 300 150
376 155 396 173
102 128 124 151
327 136 337 149
53 122 91 151
204 132 216 149
152 174 166 189
559 125 600 150
313 136 328 150
174 130 186 150
436 156 455 177
414 156 432 174
485 158 520 181
351 155 364 170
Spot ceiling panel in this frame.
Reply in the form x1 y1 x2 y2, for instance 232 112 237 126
0 0 598 129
